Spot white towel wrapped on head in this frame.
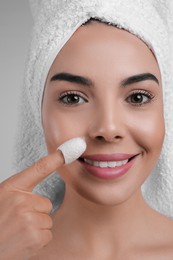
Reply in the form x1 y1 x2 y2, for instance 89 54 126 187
13 0 173 215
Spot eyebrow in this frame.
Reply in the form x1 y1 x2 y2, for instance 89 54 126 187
50 72 93 87
50 72 159 87
121 73 159 87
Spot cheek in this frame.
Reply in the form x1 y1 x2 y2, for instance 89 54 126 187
42 106 89 153
130 110 165 156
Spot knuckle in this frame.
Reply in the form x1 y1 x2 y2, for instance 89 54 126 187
34 157 50 175
12 194 34 216
45 215 53 229
32 194 53 213
43 197 53 212
25 230 42 251
42 230 53 245
28 230 53 250
22 212 34 226
18 214 33 231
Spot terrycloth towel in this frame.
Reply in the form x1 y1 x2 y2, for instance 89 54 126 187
13 0 173 215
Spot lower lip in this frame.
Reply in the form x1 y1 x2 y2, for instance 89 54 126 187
79 157 137 180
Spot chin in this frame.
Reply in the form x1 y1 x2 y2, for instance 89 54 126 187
68 180 140 208
58 162 145 208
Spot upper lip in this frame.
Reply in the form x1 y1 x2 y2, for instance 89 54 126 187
80 153 139 162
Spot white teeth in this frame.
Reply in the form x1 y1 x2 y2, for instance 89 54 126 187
107 161 118 168
93 161 99 167
117 161 123 167
99 162 107 168
85 159 93 165
84 159 128 168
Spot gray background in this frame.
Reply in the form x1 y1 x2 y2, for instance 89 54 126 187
0 1 33 181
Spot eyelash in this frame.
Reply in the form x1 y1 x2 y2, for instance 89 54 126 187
57 90 155 107
58 91 88 106
126 90 155 106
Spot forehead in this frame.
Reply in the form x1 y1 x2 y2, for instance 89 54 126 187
48 21 161 82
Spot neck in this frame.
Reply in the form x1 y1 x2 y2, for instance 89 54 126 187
53 187 152 251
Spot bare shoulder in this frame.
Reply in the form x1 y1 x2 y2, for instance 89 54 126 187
148 209 173 243
140 210 173 259
30 209 173 260
154 212 173 240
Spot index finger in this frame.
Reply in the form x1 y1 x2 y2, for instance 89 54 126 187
2 137 86 191
4 150 64 191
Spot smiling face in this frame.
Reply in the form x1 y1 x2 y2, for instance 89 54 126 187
42 21 165 206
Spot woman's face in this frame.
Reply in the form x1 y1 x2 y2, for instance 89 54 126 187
42 21 164 206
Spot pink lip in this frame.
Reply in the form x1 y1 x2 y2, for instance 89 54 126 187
81 153 136 161
79 153 139 180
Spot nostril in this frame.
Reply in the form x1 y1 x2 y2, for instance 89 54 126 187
96 136 105 141
96 135 122 142
115 136 122 139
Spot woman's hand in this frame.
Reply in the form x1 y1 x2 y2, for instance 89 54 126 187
0 150 64 260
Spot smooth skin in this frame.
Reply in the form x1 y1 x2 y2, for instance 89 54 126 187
1 21 173 260
38 21 173 259
0 150 64 259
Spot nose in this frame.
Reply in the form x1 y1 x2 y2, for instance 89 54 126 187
88 104 126 143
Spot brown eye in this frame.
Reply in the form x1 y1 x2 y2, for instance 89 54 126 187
130 93 145 103
64 94 80 104
58 91 88 106
126 90 154 106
